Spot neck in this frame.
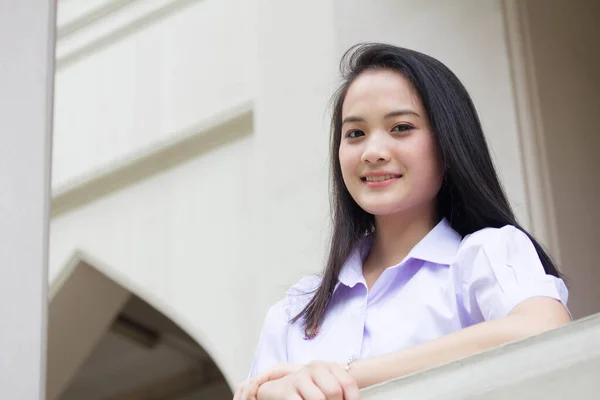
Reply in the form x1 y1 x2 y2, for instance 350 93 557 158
365 205 439 273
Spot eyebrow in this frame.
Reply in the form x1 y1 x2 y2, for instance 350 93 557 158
341 109 421 126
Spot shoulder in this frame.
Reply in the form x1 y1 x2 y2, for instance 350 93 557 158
262 275 322 325
455 225 539 279
457 224 533 261
281 274 323 320
454 225 568 320
459 224 527 250
287 274 323 295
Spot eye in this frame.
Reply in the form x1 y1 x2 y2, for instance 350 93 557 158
346 129 365 139
391 124 413 133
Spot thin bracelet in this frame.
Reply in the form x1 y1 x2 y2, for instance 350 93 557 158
345 355 356 373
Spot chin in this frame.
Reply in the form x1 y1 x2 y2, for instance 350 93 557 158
358 202 407 216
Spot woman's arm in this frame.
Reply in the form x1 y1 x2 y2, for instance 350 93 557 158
244 298 568 399
349 297 570 389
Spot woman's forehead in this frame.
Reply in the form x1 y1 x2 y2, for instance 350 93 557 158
342 70 422 117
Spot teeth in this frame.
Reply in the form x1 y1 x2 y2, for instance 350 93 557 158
365 175 398 182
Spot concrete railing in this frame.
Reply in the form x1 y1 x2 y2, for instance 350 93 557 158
361 314 600 399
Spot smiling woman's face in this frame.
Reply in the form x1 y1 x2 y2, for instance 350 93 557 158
339 69 444 217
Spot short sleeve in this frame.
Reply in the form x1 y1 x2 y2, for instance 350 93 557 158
247 275 321 379
459 225 569 322
247 300 289 379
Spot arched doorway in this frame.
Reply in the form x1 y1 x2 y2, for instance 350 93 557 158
48 260 232 399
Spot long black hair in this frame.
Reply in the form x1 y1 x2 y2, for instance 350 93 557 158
292 43 562 333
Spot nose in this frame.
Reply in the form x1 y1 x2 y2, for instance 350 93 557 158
361 132 391 164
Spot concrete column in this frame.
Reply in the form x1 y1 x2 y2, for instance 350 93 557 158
244 0 338 383
0 1 56 399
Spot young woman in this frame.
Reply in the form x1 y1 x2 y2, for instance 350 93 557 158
234 43 570 400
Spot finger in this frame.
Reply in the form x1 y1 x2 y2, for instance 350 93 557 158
239 385 248 400
264 363 300 382
240 381 259 400
239 382 249 400
284 391 303 400
295 370 328 400
257 379 301 400
308 363 344 400
326 364 360 400
240 364 299 400
253 363 299 388
233 382 244 400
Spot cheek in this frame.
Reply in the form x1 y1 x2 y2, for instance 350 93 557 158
408 137 444 190
338 146 359 183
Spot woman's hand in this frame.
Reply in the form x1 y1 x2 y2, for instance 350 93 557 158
256 361 359 400
234 363 301 400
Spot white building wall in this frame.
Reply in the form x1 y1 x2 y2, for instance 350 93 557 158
52 0 255 189
50 0 537 387
50 133 255 386
249 0 338 333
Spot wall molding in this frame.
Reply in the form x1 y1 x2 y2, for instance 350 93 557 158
57 0 139 39
56 0 202 69
51 101 253 218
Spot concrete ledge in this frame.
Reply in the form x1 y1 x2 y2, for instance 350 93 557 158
362 314 600 399
51 102 253 218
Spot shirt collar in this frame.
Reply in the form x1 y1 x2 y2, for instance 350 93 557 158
337 236 371 289
409 218 462 265
336 218 462 289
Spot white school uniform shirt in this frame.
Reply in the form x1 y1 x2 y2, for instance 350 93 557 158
248 219 568 378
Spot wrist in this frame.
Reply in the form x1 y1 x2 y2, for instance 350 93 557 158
344 355 356 373
343 355 367 389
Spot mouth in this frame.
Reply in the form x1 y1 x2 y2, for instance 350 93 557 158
361 174 402 183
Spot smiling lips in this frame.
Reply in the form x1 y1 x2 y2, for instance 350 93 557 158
361 173 402 187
